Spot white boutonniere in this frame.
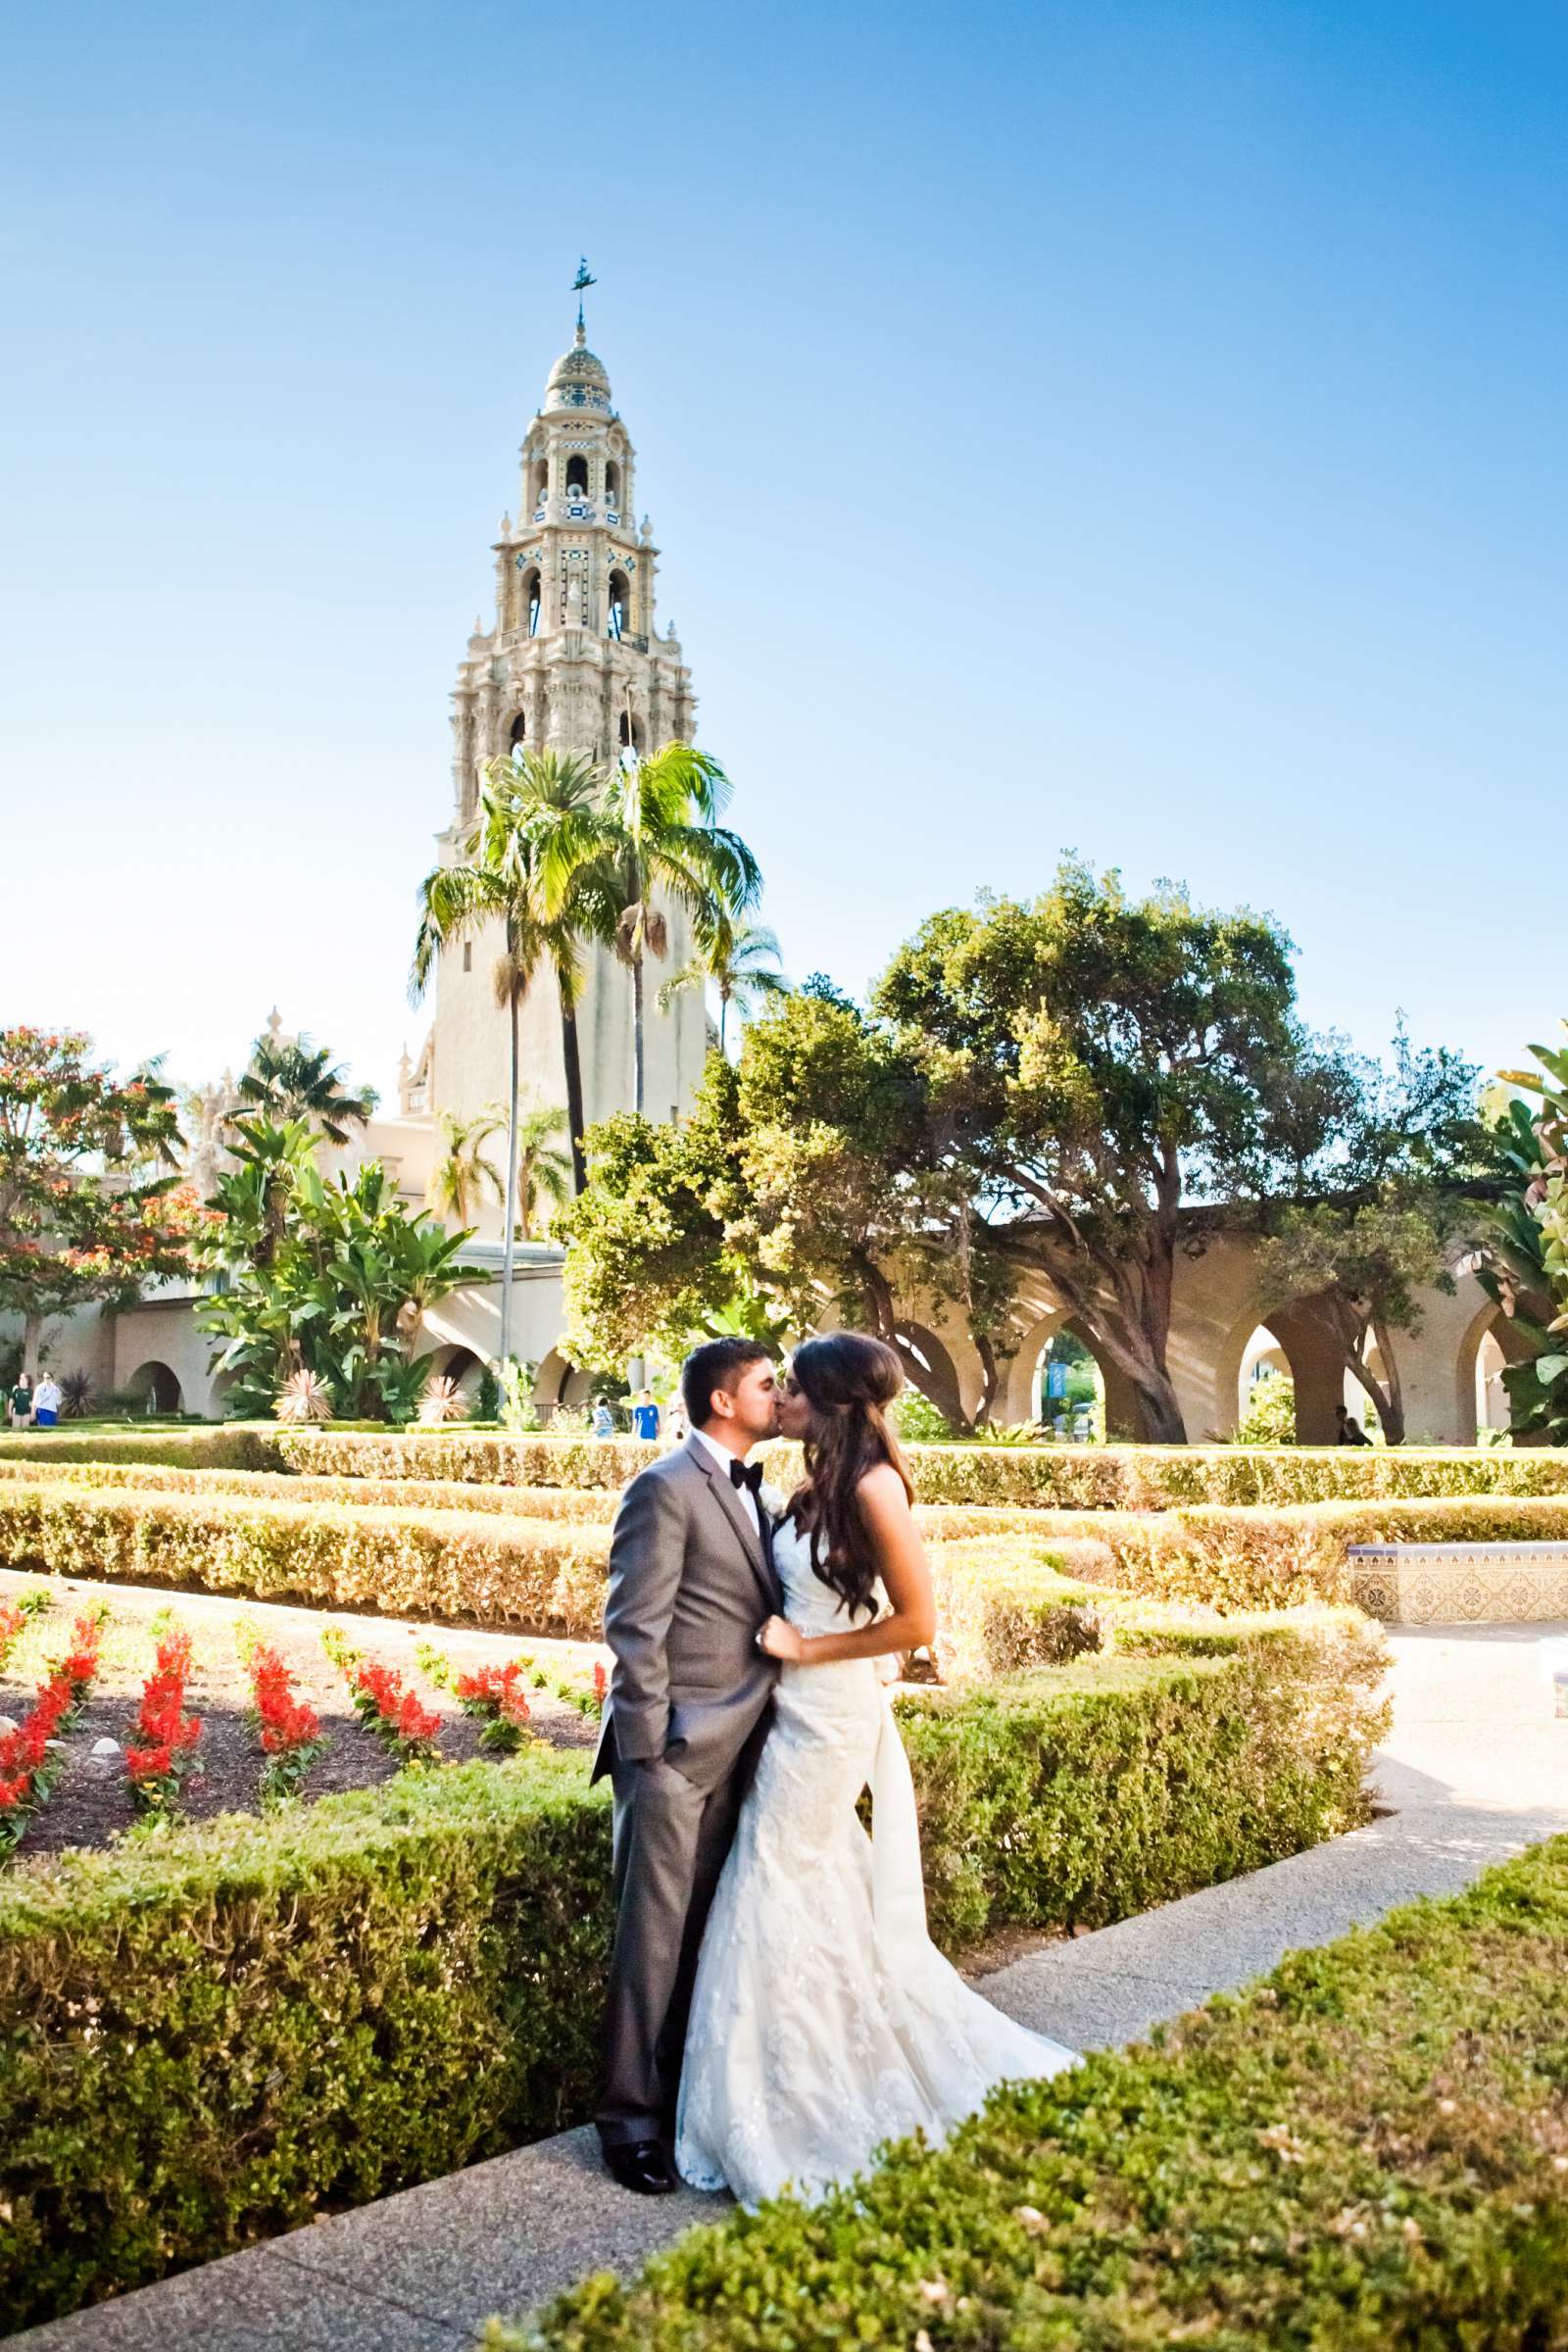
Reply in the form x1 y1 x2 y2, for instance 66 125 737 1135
760 1483 789 1520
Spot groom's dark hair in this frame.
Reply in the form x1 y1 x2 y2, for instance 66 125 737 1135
681 1339 770 1431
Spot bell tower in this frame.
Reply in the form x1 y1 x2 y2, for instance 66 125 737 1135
411 298 710 1211
446 309 697 828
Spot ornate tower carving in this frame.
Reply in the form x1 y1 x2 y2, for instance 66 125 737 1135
417 308 710 1220
446 318 696 829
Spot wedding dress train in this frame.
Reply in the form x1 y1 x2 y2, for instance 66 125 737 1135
674 1513 1076 2206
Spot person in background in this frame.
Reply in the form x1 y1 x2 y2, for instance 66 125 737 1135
592 1397 617 1440
31 1373 61 1429
7 1371 34 1430
664 1399 690 1449
1335 1403 1373 1446
630 1389 662 1443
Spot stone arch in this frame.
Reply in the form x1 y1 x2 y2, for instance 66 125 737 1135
529 458 549 512
534 1347 592 1422
123 1359 182 1414
565 453 589 495
607 566 632 641
604 458 620 507
618 707 645 755
210 1368 241 1419
1216 1297 1368 1445
416 1343 486 1405
1453 1295 1535 1442
999 1311 1139 1438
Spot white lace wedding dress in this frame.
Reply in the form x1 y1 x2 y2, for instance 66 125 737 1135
674 1514 1076 2207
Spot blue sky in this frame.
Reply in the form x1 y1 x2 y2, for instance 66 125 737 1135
3 0 1563 1107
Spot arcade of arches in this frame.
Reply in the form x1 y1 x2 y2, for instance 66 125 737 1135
897 1235 1532 1443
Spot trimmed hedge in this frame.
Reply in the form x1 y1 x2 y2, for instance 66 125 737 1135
508 1834 1568 2352
0 1753 611 2330
1051 1491 1568 1611
0 1424 280 1471
0 1457 1097 1548
276 1428 1568 1508
14 1471 1559 1625
0 1615 1382 2330
0 1484 612 1636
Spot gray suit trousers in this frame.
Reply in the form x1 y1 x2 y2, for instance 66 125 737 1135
598 1717 769 2148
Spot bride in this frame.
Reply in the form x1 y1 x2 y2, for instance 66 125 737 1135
674 1331 1075 2207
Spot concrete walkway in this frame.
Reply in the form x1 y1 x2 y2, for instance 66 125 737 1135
14 1623 1568 2352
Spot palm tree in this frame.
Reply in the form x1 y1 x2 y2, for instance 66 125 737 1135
539 744 760 1114
495 749 621 1194
427 1105 507 1230
513 1105 573 1240
235 1030 375 1144
659 914 789 1055
411 778 565 1370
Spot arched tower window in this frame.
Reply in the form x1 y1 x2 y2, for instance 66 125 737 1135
521 566 542 637
530 460 548 512
509 711 527 756
605 460 620 507
565 454 589 495
607 567 631 641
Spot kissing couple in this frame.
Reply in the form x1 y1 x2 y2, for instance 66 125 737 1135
591 1330 1074 2205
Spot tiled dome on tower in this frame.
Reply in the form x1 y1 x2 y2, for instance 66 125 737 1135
543 321 612 414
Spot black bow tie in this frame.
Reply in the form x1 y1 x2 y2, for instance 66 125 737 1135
729 1459 764 1498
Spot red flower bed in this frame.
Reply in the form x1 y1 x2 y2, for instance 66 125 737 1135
416 1641 534 1753
322 1627 439 1762
124 1627 202 1812
242 1638 326 1800
0 1604 105 1852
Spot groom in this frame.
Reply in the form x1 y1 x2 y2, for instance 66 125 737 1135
592 1337 785 2193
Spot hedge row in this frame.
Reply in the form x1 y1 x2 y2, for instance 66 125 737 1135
0 1485 612 1637
508 1833 1568 2351
0 1424 279 1471
1053 1491 1568 1611
275 1427 1568 1508
0 1456 1080 1548
0 1616 1383 2330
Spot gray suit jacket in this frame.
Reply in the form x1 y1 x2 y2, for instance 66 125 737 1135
592 1434 784 1791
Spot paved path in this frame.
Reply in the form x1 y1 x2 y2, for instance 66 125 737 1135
14 1623 1568 2352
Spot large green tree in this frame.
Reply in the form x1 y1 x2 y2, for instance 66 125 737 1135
1252 1029 1486 1444
0 1027 202 1372
874 864 1324 1441
562 983 999 1425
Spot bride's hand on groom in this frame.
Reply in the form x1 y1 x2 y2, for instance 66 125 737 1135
757 1615 804 1662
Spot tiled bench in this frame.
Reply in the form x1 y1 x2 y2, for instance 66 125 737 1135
1348 1541 1568 1625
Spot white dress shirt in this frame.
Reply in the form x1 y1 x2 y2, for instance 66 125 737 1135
693 1427 762 1543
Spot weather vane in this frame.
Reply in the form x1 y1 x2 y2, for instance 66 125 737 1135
573 257 597 329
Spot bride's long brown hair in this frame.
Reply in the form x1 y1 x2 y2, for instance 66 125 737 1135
786 1333 914 1617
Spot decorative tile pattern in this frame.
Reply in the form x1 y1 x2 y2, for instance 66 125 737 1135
1348 1542 1568 1624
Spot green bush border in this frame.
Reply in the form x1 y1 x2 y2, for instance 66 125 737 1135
0 1609 1381 2330
276 1429 1568 1508
505 1834 1568 2350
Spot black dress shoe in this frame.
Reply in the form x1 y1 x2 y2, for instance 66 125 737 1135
604 2139 677 2195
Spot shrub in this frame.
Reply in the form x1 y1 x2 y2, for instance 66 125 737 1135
1236 1370 1296 1444
0 1618 1381 2330
0 1485 612 1638
0 1456 625 1525
272 1428 1568 1510
0 1425 281 1471
0 1752 612 2331
1072 1492 1568 1611
507 1835 1568 2352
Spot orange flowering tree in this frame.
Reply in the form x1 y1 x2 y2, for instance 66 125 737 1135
0 1027 208 1373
